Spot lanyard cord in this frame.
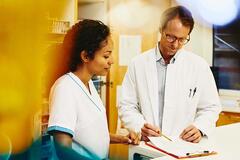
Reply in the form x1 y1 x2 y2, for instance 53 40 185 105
67 73 101 112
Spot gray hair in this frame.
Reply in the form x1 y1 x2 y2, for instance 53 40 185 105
160 6 194 34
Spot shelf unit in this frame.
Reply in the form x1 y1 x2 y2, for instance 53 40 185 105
78 0 107 23
213 13 240 127
213 21 240 91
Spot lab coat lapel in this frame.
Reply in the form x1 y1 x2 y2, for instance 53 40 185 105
145 52 159 126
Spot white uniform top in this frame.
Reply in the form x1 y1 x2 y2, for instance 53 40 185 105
47 72 109 159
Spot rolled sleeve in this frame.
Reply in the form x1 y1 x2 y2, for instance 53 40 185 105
47 83 77 136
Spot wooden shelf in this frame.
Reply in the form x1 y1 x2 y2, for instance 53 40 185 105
47 33 65 43
214 48 237 52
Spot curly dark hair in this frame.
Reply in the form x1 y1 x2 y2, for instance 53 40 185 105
63 19 110 72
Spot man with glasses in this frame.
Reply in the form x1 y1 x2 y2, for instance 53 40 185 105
118 6 221 143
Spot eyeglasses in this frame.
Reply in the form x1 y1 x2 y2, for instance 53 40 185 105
163 32 190 45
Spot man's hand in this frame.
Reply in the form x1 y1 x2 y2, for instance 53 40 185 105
180 125 202 143
141 123 161 141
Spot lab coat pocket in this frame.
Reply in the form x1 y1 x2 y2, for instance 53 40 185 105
187 97 197 111
189 103 199 123
186 87 198 115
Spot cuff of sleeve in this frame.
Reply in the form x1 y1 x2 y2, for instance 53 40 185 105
47 126 74 137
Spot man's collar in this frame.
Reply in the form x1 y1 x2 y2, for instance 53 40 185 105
155 42 179 64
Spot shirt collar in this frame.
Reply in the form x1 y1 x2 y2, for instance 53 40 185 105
155 43 179 64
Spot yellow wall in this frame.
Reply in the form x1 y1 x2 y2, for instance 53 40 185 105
0 1 50 154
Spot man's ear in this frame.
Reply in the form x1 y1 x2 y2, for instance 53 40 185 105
159 28 163 40
80 50 89 63
159 28 163 34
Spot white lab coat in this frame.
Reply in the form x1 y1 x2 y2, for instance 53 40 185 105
118 48 222 138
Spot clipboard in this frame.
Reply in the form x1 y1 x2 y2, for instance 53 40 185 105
146 137 217 159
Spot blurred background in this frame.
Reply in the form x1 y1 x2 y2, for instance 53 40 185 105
0 0 239 159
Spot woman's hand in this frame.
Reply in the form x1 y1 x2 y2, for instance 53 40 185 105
110 131 140 145
127 130 141 145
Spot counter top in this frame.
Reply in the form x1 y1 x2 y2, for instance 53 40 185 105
154 122 240 160
129 123 240 160
222 106 240 113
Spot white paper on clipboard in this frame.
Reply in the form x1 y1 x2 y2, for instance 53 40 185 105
148 136 215 158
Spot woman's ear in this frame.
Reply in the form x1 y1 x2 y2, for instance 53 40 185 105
80 50 89 63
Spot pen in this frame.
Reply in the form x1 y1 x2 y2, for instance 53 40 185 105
192 87 197 97
185 150 217 158
186 150 209 156
189 89 192 97
187 152 217 158
161 133 172 141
